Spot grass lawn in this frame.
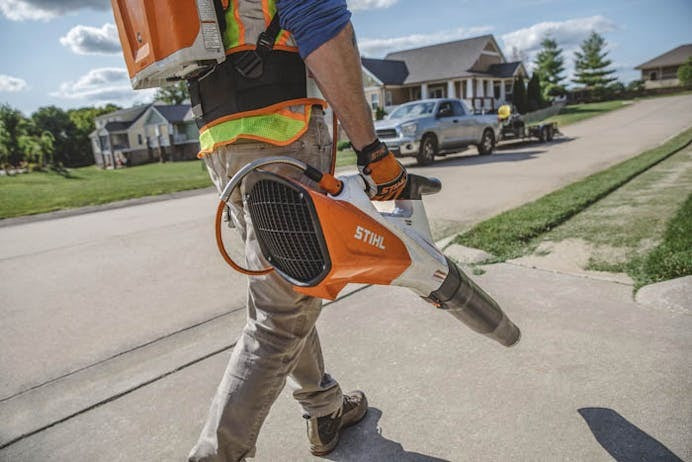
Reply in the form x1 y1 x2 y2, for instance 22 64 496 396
530 143 692 287
545 100 632 127
335 149 356 168
0 161 212 219
454 127 692 262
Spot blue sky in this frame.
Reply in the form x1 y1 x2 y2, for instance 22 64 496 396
0 0 690 115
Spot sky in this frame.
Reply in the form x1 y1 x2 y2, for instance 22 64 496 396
0 0 690 115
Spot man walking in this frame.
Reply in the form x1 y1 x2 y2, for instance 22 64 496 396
188 1 407 460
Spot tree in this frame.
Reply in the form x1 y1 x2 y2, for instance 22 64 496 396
678 57 692 87
155 81 189 104
534 37 566 98
68 104 121 167
527 72 546 111
627 79 645 92
512 75 528 114
573 32 617 89
0 104 27 166
31 106 77 166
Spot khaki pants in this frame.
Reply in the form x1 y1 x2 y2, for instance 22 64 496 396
189 110 343 461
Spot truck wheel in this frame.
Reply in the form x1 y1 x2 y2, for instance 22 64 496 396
477 129 495 155
546 125 554 142
417 134 437 165
540 126 549 143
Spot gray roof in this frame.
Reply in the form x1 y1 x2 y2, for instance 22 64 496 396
487 62 523 78
635 44 692 69
361 57 409 85
384 35 499 84
154 104 192 123
95 104 150 124
103 121 130 132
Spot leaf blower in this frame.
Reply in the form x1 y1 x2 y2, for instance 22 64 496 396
214 157 521 347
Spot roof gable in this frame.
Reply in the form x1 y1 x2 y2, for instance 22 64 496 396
384 35 499 84
361 57 409 85
635 44 692 69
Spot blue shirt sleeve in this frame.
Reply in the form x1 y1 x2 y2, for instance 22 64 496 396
275 0 352 59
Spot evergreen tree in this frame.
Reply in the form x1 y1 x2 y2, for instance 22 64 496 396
572 32 617 89
155 81 189 105
512 75 528 114
527 72 545 111
534 36 566 98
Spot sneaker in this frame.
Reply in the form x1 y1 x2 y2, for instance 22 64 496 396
305 390 368 456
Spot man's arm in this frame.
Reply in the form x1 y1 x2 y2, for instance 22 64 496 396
303 22 375 151
276 0 407 200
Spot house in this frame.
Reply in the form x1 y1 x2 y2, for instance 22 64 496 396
635 44 692 89
361 35 527 115
90 103 200 168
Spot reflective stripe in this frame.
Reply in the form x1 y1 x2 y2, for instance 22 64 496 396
198 104 318 157
223 0 297 52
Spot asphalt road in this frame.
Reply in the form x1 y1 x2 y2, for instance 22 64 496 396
1 94 691 460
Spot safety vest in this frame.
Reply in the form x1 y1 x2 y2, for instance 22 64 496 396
194 0 325 157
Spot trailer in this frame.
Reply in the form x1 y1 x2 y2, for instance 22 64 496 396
497 103 563 144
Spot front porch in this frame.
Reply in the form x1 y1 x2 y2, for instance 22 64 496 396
404 77 515 111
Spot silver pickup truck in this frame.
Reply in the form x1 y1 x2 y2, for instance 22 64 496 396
374 98 500 165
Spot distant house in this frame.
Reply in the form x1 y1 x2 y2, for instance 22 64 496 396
90 103 200 168
635 44 692 89
361 35 527 115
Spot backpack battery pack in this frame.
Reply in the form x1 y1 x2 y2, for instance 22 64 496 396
112 0 226 89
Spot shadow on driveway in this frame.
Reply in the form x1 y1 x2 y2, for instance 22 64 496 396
324 407 450 462
578 407 683 462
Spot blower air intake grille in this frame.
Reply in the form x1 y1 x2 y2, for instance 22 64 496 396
246 175 331 286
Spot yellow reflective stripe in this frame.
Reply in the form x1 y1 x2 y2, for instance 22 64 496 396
223 0 243 49
198 111 308 155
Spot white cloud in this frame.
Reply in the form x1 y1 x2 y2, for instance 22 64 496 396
60 23 121 55
501 15 616 56
0 0 108 21
51 68 155 105
359 26 493 57
0 74 28 92
348 0 398 11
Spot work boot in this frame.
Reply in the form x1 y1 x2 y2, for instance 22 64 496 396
305 390 368 456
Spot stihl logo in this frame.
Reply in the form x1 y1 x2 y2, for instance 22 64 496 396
354 226 386 250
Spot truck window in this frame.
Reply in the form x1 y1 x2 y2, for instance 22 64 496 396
452 101 465 116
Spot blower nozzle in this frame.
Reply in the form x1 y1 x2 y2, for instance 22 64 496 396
426 257 521 347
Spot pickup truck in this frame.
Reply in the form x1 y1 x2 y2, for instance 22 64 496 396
374 98 500 165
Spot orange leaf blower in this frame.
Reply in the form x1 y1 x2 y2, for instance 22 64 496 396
216 157 521 347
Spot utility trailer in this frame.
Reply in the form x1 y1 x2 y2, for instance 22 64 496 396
497 103 564 143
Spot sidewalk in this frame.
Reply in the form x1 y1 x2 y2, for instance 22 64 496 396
3 262 689 461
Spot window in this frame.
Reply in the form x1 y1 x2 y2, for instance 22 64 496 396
137 134 143 145
385 90 392 106
650 71 658 81
429 85 444 98
452 101 465 116
437 101 453 117
370 92 379 109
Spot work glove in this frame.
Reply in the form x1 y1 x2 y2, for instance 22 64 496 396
356 140 407 200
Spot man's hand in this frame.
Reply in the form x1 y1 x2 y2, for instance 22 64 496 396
356 140 407 200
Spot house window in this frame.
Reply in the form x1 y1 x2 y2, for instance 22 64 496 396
137 134 143 145
370 92 379 109
649 71 657 81
385 90 392 106
429 85 444 98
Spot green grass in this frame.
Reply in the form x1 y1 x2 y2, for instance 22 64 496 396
545 100 631 127
454 127 692 261
627 193 692 288
335 149 356 168
0 161 212 219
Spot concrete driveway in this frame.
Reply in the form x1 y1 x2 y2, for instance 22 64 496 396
1 93 691 460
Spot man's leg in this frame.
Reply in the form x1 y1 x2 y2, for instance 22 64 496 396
189 112 344 461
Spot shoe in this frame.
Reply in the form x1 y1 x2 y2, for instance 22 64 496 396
305 390 368 456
